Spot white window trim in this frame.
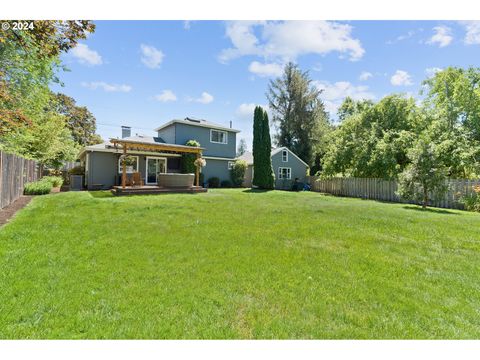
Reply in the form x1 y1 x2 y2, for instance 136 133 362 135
278 167 292 180
210 129 228 144
228 161 235 170
118 155 139 174
282 149 288 162
145 157 167 185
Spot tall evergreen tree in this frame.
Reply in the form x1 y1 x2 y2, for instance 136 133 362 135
261 109 275 189
252 106 275 189
252 106 263 187
267 62 329 168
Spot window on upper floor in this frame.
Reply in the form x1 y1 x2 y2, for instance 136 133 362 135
282 149 288 162
210 129 227 144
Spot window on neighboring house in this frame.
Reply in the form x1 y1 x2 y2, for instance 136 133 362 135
278 167 291 180
210 129 227 144
282 149 288 162
118 156 139 174
228 161 235 170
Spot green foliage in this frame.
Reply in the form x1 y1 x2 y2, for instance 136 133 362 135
51 93 102 146
208 177 220 188
181 140 201 174
397 140 449 208
460 185 480 212
42 176 64 188
267 62 330 167
68 165 85 175
252 106 275 189
230 159 248 187
24 179 53 195
237 138 247 156
322 95 424 179
422 66 480 140
0 20 95 165
220 180 232 188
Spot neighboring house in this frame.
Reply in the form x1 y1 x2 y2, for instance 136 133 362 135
78 117 240 189
237 147 309 190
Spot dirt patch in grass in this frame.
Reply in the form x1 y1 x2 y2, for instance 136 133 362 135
0 196 33 228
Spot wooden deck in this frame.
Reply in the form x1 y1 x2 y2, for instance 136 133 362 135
111 185 207 196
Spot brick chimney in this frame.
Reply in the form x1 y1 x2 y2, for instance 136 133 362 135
121 126 131 139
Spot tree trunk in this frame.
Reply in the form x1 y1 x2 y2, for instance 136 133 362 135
422 185 428 209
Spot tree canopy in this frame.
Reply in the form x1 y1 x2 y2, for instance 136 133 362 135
267 62 330 171
0 20 101 167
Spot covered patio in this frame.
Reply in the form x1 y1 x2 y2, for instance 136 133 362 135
109 138 207 195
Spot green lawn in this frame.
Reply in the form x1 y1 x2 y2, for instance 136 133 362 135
1 189 479 339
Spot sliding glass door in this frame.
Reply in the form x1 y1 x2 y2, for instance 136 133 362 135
146 157 167 185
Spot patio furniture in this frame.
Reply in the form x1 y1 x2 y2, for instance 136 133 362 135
132 172 144 187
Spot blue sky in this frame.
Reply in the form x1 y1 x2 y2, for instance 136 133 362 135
53 20 480 150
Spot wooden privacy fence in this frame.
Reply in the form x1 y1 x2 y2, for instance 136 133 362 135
308 176 480 210
0 151 40 209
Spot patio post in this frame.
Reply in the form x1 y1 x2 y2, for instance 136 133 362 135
122 144 127 189
195 152 200 187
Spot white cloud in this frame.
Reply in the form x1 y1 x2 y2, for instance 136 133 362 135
427 26 453 47
359 71 373 81
70 43 102 66
81 81 132 92
248 61 283 77
460 21 480 45
219 20 364 63
236 103 257 118
425 67 443 78
390 70 413 86
313 80 375 116
189 92 214 104
140 44 164 69
386 29 423 45
154 90 177 102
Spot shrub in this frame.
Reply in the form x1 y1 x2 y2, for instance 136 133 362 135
181 140 201 185
460 185 480 212
68 166 85 175
42 176 64 188
221 180 232 188
24 180 53 195
208 177 220 188
230 160 247 187
397 140 448 208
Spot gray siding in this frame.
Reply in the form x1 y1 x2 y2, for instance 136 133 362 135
157 125 176 144
271 149 308 190
202 159 232 185
86 152 181 189
174 123 236 158
87 151 118 189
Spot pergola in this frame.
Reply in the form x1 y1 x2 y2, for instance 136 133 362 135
110 138 204 189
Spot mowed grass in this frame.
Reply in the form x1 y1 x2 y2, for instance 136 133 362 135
1 189 480 339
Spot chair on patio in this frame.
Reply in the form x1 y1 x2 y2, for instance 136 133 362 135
132 172 144 187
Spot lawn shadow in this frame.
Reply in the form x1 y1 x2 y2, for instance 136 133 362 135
88 191 114 199
402 205 460 215
242 188 274 193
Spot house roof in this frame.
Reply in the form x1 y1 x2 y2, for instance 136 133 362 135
154 117 241 133
78 134 204 158
236 147 309 167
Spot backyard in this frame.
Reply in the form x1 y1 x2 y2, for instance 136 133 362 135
0 189 479 339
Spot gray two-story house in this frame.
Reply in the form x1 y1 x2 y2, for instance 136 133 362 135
78 117 240 189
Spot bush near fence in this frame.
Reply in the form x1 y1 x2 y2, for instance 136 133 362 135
308 176 480 210
0 151 40 209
